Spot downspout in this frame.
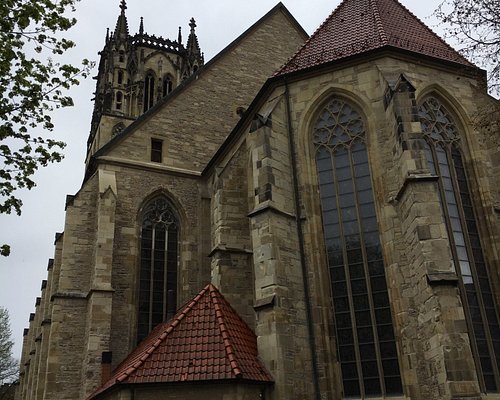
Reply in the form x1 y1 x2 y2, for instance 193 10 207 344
284 79 322 400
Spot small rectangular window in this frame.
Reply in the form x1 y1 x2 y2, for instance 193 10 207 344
151 139 163 163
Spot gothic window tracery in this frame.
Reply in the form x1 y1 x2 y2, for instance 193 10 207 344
313 98 403 397
419 96 500 392
138 196 179 343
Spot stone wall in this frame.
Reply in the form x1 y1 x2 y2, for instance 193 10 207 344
100 383 266 400
105 7 306 172
273 55 499 399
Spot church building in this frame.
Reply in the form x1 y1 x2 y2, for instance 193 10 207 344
16 0 500 399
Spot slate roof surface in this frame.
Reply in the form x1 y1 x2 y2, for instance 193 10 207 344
277 0 474 75
89 284 273 399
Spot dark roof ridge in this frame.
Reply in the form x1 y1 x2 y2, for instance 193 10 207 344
274 1 338 77
114 285 210 384
209 285 242 377
371 0 388 44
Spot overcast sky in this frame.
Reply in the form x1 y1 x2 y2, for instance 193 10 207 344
0 0 448 359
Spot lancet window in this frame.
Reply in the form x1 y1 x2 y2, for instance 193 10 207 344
313 98 403 397
115 91 123 110
162 75 173 97
419 96 500 392
138 196 178 343
143 72 155 112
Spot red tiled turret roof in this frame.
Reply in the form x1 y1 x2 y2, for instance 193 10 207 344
276 0 474 75
89 284 273 399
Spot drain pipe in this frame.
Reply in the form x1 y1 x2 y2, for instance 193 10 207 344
284 79 322 400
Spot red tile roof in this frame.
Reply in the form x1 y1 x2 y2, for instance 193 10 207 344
89 284 273 399
276 0 474 75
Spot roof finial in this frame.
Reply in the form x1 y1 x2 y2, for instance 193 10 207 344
139 17 144 35
189 18 196 33
178 26 182 44
120 0 127 13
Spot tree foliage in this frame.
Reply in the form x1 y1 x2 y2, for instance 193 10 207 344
435 0 500 94
0 0 94 256
0 307 17 385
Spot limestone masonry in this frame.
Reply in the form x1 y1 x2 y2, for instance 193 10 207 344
17 0 500 399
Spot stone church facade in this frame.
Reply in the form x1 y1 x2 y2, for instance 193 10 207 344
16 1 500 399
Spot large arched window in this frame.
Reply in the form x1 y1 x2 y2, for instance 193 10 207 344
143 72 155 112
138 196 179 343
313 98 402 397
419 96 500 392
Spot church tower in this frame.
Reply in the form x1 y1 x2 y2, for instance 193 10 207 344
86 0 204 163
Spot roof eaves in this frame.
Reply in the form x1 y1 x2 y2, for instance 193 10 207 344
202 43 488 177
279 45 484 82
388 0 474 67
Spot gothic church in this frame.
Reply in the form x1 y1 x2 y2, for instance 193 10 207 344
17 0 500 399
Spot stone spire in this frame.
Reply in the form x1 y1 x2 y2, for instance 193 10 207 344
139 17 144 36
114 0 129 41
186 18 201 57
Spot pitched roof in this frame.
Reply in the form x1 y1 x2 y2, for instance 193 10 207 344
89 284 273 399
276 0 474 75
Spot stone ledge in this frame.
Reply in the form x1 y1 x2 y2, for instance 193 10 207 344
254 295 275 311
86 287 116 299
394 173 439 202
426 271 459 285
209 245 253 257
97 155 202 177
51 292 87 301
248 200 295 219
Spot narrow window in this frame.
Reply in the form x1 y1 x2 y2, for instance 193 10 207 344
116 91 123 110
162 75 173 97
144 72 155 112
117 70 123 85
138 197 178 343
151 138 162 163
119 51 125 62
313 98 403 398
419 96 500 392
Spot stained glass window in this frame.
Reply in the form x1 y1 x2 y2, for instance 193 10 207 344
419 96 500 392
138 197 178 343
313 98 403 397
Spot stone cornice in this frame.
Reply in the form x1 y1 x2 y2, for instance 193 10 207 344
394 173 439 202
96 156 201 177
248 200 296 220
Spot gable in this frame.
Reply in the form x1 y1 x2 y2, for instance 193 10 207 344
97 4 308 173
